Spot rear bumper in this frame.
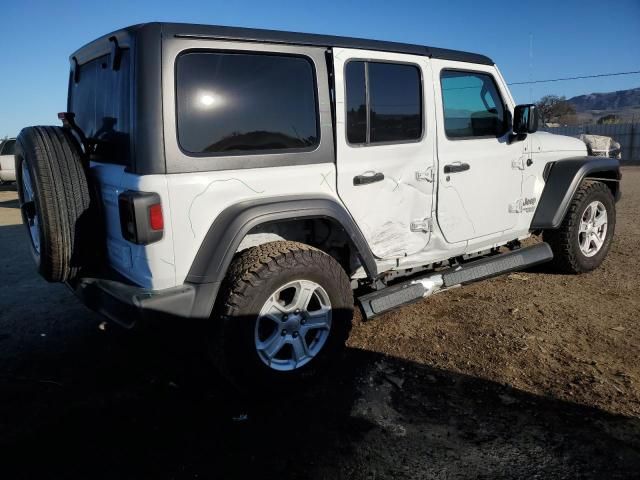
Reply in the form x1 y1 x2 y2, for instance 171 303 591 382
69 277 203 328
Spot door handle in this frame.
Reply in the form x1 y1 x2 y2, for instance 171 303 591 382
443 163 470 174
353 172 385 186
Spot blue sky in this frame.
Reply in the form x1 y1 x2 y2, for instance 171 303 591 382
1 0 639 138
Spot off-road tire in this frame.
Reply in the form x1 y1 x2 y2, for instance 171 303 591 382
211 241 353 390
15 126 93 282
543 180 615 274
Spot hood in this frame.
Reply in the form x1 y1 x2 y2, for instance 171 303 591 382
530 131 587 155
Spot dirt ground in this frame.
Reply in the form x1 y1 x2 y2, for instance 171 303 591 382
1 169 639 479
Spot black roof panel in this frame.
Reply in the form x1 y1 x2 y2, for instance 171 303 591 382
163 23 494 65
72 22 494 66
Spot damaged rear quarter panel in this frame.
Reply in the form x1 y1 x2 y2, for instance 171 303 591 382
167 163 340 284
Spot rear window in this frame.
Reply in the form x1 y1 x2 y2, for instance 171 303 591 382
176 51 319 155
68 50 131 165
345 62 367 144
345 61 422 145
0 139 15 155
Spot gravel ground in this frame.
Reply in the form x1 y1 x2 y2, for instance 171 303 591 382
0 169 639 479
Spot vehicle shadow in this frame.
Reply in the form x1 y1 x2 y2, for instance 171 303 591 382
0 197 19 209
1 222 639 479
0 321 638 480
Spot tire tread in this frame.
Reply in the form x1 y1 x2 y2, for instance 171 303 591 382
544 180 615 274
211 241 353 387
16 126 92 282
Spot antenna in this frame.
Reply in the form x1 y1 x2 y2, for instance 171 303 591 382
529 32 534 103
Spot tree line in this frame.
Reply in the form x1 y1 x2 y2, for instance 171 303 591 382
535 95 623 126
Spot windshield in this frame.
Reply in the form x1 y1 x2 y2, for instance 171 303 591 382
0 139 16 155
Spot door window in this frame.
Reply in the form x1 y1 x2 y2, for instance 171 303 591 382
345 61 422 145
345 62 367 144
440 70 507 139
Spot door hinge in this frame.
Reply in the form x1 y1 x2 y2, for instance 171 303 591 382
512 156 527 170
509 200 523 213
410 218 433 233
415 168 434 182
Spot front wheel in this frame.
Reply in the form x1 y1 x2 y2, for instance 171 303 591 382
210 241 353 389
544 180 616 273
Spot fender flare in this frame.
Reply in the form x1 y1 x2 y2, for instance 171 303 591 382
531 156 621 229
184 195 377 318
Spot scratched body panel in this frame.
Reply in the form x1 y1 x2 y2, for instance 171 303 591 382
332 47 437 260
167 163 338 285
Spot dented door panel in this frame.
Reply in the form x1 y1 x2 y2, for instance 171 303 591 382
333 48 436 260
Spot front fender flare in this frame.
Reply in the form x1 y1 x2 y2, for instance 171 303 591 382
531 156 620 229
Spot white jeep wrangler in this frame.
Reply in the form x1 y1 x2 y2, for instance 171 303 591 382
15 23 620 387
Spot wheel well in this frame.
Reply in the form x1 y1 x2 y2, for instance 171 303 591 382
185 195 378 285
237 218 363 278
585 170 620 199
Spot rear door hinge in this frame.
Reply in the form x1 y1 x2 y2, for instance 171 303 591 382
512 156 527 170
415 168 434 182
410 217 433 233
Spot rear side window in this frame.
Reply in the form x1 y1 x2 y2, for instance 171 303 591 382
176 52 319 155
68 50 131 165
345 61 422 145
0 140 15 155
440 70 507 139
345 62 367 144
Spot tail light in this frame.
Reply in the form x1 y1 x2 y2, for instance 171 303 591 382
118 191 164 244
148 203 164 231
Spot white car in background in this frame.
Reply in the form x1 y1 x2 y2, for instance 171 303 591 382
0 138 16 183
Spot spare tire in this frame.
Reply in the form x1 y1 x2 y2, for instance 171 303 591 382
15 126 93 282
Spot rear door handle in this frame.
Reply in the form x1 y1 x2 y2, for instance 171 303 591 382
443 163 470 174
353 172 385 186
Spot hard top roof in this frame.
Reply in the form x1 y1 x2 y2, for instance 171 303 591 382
72 22 494 66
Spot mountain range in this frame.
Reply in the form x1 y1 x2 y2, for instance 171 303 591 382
566 87 640 123
569 87 640 112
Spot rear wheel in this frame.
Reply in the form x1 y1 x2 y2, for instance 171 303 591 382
211 241 353 389
544 180 616 273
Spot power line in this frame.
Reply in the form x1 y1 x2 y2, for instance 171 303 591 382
509 70 640 86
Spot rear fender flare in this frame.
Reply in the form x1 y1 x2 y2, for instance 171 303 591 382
184 195 377 318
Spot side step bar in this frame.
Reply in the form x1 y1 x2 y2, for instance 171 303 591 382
358 242 553 320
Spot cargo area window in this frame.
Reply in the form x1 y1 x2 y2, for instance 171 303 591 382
68 50 131 166
440 70 508 139
176 52 319 155
345 61 422 145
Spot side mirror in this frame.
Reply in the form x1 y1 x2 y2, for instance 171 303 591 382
513 104 539 134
